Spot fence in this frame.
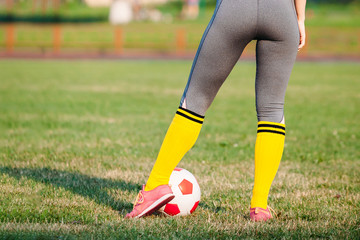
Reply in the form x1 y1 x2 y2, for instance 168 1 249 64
1 24 203 57
0 23 359 58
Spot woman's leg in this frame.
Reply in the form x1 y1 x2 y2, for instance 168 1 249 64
126 0 255 218
145 0 255 192
250 0 300 217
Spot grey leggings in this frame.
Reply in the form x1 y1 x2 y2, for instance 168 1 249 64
180 0 300 122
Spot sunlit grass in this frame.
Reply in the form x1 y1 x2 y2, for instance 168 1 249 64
0 60 359 239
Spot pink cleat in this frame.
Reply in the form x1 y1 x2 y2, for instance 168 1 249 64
125 185 175 218
250 207 275 222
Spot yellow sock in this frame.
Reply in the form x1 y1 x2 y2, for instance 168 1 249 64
145 107 204 191
251 121 285 209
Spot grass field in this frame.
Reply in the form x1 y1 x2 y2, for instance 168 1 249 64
0 60 359 239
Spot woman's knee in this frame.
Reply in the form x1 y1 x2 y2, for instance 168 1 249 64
256 103 284 123
181 94 212 116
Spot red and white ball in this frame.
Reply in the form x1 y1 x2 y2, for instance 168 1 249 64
159 168 201 216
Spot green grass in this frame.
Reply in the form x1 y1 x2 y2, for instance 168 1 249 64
306 2 360 27
0 0 109 20
0 60 359 239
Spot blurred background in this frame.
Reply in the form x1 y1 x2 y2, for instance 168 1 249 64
0 0 359 59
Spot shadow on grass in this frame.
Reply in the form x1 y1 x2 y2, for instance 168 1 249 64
0 166 141 214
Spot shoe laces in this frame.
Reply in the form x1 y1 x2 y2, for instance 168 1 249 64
133 191 144 207
268 206 277 218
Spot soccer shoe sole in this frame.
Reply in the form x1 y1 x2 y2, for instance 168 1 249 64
135 193 175 218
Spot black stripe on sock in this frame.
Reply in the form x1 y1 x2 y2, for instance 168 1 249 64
176 111 203 124
178 106 205 119
257 129 285 136
258 124 285 131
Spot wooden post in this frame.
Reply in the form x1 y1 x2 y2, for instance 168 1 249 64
32 0 37 13
42 0 47 15
114 27 123 54
6 24 15 54
6 0 14 13
176 28 186 56
53 0 60 12
53 25 61 54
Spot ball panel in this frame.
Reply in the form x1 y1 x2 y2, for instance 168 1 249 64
178 179 193 195
167 182 183 204
164 203 180 216
190 201 199 214
174 194 194 212
191 182 201 201
169 171 183 186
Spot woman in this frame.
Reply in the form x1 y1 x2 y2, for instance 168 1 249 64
126 0 306 221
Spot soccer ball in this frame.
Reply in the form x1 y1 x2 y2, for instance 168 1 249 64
159 168 201 216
